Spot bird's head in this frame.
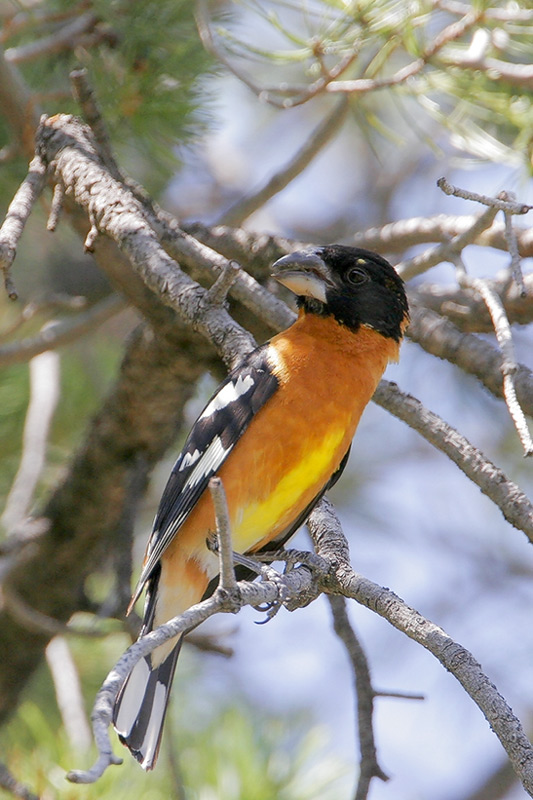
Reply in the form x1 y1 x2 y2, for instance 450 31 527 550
272 244 409 342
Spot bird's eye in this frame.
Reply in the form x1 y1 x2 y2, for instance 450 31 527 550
347 267 368 285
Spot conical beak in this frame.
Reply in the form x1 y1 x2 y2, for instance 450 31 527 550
271 251 332 303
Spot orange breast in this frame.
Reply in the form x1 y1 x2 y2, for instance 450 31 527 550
155 314 399 627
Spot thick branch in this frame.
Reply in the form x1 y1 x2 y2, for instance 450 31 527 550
36 114 255 368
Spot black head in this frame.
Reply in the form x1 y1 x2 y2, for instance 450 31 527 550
272 244 409 342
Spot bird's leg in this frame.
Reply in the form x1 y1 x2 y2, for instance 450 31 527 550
206 534 266 576
247 548 324 573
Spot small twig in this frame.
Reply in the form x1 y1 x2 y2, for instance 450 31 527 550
0 293 85 340
46 182 65 231
327 594 388 800
373 380 533 538
0 763 39 800
374 689 425 701
0 294 126 368
204 261 240 306
84 212 99 252
1 5 85 42
0 142 19 163
0 582 115 638
454 259 533 456
209 476 237 591
437 177 532 215
217 97 349 226
4 12 99 65
397 205 498 280
186 630 234 658
500 192 526 296
164 715 187 800
0 154 47 300
70 67 123 182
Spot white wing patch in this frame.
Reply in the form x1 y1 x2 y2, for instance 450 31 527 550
199 374 255 419
185 435 231 489
178 449 201 471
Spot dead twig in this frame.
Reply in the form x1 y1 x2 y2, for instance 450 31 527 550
0 154 47 299
454 259 533 456
209 477 238 592
327 595 388 800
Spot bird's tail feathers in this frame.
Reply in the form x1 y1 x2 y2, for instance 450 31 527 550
112 639 182 770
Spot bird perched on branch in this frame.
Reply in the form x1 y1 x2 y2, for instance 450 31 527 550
113 244 409 769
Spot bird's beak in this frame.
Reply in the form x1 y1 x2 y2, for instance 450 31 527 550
271 250 332 303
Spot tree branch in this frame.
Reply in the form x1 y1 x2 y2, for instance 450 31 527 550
1 351 60 531
4 12 99 65
327 595 388 800
307 498 533 797
36 114 255 368
454 261 533 455
0 321 218 723
67 565 317 784
0 763 39 800
0 154 47 299
373 381 533 542
407 304 533 418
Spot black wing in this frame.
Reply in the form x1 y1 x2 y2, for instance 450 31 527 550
131 344 279 605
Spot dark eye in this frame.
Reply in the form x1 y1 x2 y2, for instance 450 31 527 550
347 267 369 285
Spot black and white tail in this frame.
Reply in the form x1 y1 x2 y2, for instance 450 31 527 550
112 640 181 770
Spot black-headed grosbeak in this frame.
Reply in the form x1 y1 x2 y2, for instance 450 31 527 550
113 245 409 769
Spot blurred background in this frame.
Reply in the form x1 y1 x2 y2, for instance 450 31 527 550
1 1 533 799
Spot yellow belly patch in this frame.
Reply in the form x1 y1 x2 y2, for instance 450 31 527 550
231 426 346 551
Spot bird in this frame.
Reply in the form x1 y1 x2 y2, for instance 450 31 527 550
112 244 409 769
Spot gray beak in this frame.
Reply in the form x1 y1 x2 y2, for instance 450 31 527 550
271 251 331 303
